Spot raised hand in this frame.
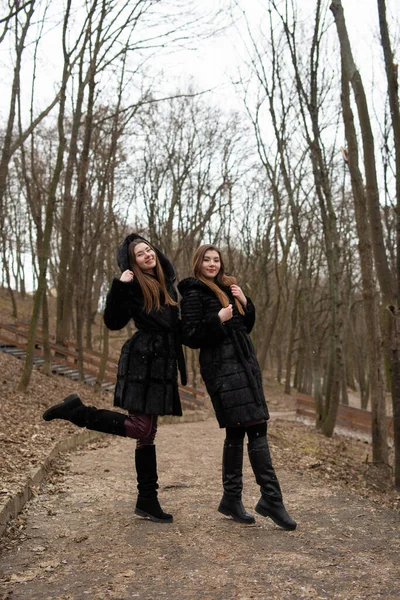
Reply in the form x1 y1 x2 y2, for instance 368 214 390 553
120 269 134 282
218 304 233 323
230 285 247 307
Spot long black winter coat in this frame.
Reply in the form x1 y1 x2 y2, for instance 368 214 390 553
104 234 186 416
178 277 269 428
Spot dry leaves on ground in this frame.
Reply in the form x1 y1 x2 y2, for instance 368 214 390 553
1 351 399 515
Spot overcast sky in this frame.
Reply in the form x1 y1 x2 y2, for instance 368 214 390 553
1 0 399 291
152 0 400 111
1 0 399 118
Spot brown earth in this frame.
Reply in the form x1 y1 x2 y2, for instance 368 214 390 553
0 288 400 599
0 418 399 600
0 352 400 599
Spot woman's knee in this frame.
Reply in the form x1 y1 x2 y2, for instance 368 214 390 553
125 413 158 446
135 414 158 448
225 426 246 441
246 421 267 442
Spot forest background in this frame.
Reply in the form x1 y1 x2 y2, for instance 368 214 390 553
1 0 400 488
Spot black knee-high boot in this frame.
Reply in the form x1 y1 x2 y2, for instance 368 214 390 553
43 394 127 437
217 440 255 524
248 437 296 530
134 445 173 523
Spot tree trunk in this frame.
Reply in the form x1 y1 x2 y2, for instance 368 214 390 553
0 2 35 213
18 3 71 391
377 0 400 488
1 240 18 318
339 53 388 464
341 365 349 406
95 320 109 394
389 307 400 487
56 76 86 347
72 0 107 381
281 0 343 437
284 301 298 395
191 349 198 389
331 0 393 303
276 343 282 384
41 284 52 377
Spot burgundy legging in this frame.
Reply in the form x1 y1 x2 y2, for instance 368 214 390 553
125 413 158 448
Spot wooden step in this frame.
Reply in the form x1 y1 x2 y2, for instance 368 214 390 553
0 320 206 414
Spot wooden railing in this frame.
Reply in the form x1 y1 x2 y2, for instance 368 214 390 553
0 321 117 380
296 392 394 439
0 321 205 409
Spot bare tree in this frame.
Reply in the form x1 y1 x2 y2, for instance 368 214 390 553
0 1 36 252
340 64 388 465
18 0 74 390
377 0 400 486
0 0 33 45
330 0 392 476
233 0 326 413
132 94 244 270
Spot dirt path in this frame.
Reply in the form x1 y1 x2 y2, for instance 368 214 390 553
1 418 399 600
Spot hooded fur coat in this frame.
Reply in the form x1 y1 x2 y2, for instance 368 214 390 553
104 234 186 416
178 277 269 428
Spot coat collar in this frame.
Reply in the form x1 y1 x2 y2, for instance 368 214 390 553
178 277 227 296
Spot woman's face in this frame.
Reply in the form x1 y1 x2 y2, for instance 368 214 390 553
134 242 157 273
200 250 221 280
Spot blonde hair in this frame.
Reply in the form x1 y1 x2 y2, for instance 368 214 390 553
128 240 177 313
192 244 245 315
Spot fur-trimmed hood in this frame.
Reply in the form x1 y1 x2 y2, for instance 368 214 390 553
117 233 176 282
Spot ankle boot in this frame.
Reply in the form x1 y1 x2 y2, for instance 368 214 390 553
217 440 255 525
134 445 173 523
248 437 296 531
43 394 127 436
43 394 84 422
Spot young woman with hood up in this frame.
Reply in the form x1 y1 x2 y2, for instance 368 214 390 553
43 234 187 523
178 244 296 530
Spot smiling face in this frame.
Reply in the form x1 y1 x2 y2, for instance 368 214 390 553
200 250 221 280
133 242 157 273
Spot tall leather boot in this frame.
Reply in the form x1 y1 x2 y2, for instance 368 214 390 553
43 393 126 436
217 440 255 524
248 437 296 531
134 445 173 523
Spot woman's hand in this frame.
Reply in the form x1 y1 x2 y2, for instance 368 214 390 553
218 305 233 323
120 269 134 282
230 285 247 307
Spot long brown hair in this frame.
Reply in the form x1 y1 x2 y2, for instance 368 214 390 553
192 244 245 315
128 240 177 313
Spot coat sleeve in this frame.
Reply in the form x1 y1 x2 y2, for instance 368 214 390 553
242 296 256 333
103 278 132 331
180 290 227 349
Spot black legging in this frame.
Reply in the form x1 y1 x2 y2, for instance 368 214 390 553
225 421 267 443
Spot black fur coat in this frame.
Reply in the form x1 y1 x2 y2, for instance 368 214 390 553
103 234 186 415
178 277 269 428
